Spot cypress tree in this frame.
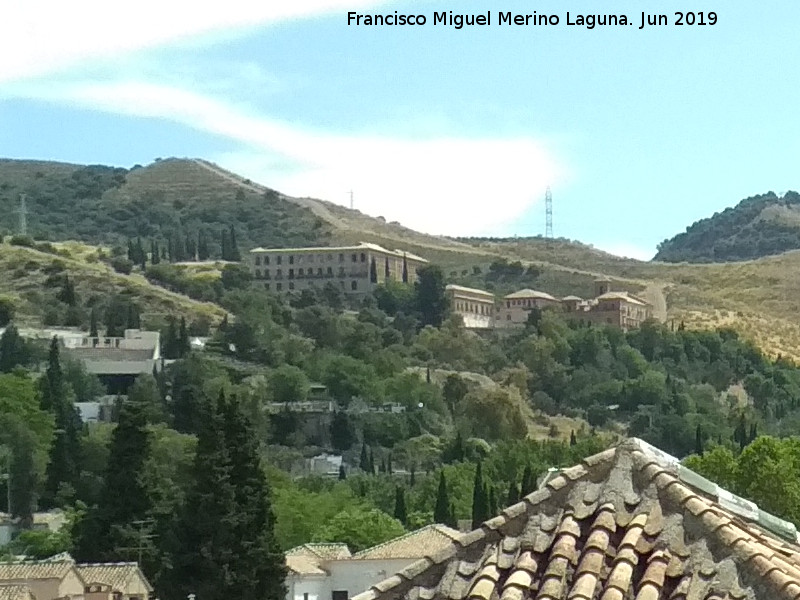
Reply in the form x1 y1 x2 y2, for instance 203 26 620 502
368 447 376 475
220 394 287 600
506 481 520 507
41 337 81 507
7 423 37 528
359 443 370 472
393 486 408 526
409 466 416 487
749 422 758 443
338 465 346 480
220 228 230 261
695 424 704 455
0 324 24 373
570 430 577 446
197 230 209 261
150 239 160 265
127 239 135 262
448 503 457 529
487 484 497 518
387 453 393 474
471 462 487 530
89 308 99 338
179 317 190 357
433 471 450 524
402 253 408 283
369 257 378 284
229 225 241 262
520 464 535 496
77 393 153 563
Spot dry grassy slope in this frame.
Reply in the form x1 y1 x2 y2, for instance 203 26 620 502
0 241 226 327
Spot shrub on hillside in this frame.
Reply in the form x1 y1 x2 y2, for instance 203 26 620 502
110 257 133 274
9 235 35 248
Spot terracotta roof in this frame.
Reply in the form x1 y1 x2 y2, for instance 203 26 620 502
286 543 352 575
0 585 34 600
504 289 559 301
354 525 463 560
561 295 583 301
353 438 800 600
76 563 153 593
0 561 75 582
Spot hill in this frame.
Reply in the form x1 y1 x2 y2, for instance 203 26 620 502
654 190 800 262
7 156 800 359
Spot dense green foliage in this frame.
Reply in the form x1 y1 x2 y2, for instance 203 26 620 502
0 159 331 250
655 191 800 262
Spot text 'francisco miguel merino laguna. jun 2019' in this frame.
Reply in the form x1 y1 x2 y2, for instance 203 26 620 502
346 10 718 29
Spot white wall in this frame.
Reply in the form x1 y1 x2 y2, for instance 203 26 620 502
286 559 418 600
287 574 327 600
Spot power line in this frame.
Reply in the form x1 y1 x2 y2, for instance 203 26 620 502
118 518 157 565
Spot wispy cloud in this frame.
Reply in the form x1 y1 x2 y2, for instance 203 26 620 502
6 80 567 236
0 0 386 84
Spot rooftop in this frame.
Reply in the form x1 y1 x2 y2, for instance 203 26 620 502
445 285 495 299
595 291 649 307
0 585 33 600
76 563 153 593
504 289 559 301
353 525 462 561
354 438 800 600
250 241 427 263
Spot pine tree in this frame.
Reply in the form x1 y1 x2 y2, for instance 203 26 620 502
369 257 378 284
89 308 99 338
393 486 407 526
506 481 520 507
471 462 488 530
164 317 179 359
520 464 535 496
41 337 81 507
433 471 450 524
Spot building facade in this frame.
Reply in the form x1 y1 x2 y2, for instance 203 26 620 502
248 243 427 296
495 289 561 327
445 285 496 329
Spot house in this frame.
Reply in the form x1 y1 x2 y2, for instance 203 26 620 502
0 560 84 600
248 242 427 296
495 289 561 327
355 437 800 600
445 285 495 329
0 511 67 546
309 454 343 477
563 279 653 331
0 555 152 600
286 524 461 600
60 329 161 394
78 563 153 600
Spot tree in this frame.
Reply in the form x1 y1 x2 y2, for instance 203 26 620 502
443 374 469 413
0 296 14 327
520 464 534 496
313 508 405 553
471 462 488 530
338 465 346 480
402 254 408 283
56 276 77 306
433 471 451 525
359 443 370 472
269 365 309 404
415 265 448 327
330 412 356 453
695 424 704 456
393 486 408 526
221 264 253 290
570 430 577 446
229 225 241 262
178 317 190 357
369 258 378 284
0 324 26 373
89 308 99 338
506 481 520 507
41 337 81 508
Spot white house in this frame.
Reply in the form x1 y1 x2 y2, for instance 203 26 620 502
285 524 461 600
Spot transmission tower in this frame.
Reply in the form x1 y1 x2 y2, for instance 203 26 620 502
545 187 553 239
18 194 27 236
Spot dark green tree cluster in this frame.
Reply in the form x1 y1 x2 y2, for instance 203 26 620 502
162 316 190 359
221 225 241 261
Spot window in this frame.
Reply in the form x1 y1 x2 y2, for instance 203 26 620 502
289 269 295 279
339 267 345 276
339 281 345 289
318 268 323 276
360 253 366 262
328 253 333 261
339 253 344 262
276 269 283 279
327 267 333 276
264 283 270 290
298 268 304 277
265 256 270 265
332 592 348 600
289 255 295 265
276 256 282 265
255 256 261 266
351 280 358 290
255 269 261 278
276 283 282 291
265 269 271 279
351 253 357 262
289 282 295 290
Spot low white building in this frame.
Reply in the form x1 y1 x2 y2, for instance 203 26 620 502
285 524 461 600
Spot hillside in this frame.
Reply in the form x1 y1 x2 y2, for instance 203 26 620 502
7 157 800 359
654 190 800 262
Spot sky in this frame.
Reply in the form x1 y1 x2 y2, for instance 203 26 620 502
2 1 799 260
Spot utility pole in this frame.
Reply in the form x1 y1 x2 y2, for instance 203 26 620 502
18 194 27 236
120 518 156 565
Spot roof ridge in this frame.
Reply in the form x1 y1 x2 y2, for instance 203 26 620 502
352 524 454 558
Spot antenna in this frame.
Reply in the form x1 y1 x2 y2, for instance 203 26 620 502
545 187 553 239
18 194 27 236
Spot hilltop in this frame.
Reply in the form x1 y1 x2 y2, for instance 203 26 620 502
6 157 800 358
654 190 800 263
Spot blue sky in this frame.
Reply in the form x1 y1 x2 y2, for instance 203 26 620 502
1 0 798 260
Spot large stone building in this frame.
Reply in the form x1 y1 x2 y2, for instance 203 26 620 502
445 285 496 329
562 279 653 331
248 242 427 296
495 289 561 328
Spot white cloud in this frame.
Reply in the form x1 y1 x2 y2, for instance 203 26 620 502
0 0 386 84
7 80 566 236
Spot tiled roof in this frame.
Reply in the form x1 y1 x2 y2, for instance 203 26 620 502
354 525 462 560
0 585 33 600
0 561 75 581
561 295 583 301
445 285 495 299
77 563 153 593
595 291 649 307
286 543 352 575
504 289 559 301
354 438 800 600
